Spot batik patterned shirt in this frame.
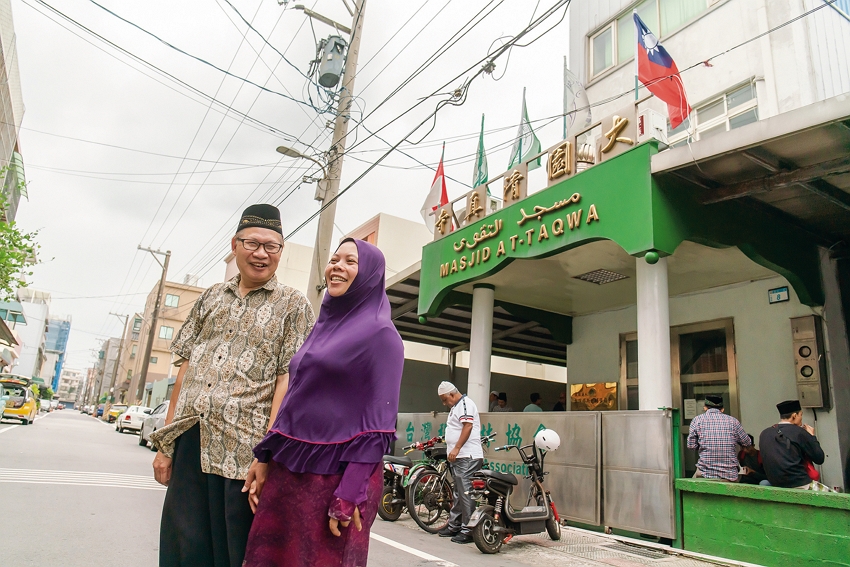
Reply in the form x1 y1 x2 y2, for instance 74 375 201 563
687 408 751 481
150 275 314 480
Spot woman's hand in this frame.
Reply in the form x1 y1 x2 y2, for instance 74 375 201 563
242 459 269 513
329 506 362 537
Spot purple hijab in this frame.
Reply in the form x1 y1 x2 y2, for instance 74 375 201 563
254 239 404 474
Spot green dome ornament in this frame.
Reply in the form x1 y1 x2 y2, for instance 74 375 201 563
418 316 428 324
644 251 660 265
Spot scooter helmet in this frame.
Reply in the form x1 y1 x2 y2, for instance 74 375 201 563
534 428 561 452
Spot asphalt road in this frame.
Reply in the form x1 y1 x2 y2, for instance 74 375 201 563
0 410 574 567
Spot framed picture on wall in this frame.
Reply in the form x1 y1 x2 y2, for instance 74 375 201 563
570 382 618 411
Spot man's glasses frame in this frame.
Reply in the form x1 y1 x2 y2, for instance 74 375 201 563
236 238 283 255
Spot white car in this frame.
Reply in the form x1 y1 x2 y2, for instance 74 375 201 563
115 405 152 434
139 401 169 450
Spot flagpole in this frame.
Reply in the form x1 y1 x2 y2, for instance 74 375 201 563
563 56 568 139
634 10 639 102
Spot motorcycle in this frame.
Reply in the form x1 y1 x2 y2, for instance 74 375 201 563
405 432 497 533
466 428 562 554
378 436 446 522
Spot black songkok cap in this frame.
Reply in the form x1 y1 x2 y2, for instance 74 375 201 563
498 392 507 402
237 204 283 235
777 399 802 415
704 394 724 408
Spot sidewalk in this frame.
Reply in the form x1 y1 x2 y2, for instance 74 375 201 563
390 515 759 567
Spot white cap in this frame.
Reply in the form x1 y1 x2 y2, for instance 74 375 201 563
437 381 456 396
490 390 499 397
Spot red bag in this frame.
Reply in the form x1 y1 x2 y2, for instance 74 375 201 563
803 458 820 481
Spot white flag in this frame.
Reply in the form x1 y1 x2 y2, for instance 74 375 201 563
564 57 592 139
507 88 542 171
420 144 449 225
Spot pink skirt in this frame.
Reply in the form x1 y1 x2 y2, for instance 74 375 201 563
242 461 382 567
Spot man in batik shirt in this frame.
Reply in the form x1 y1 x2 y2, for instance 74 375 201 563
151 204 314 567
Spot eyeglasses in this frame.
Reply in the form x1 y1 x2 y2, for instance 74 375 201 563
236 238 283 255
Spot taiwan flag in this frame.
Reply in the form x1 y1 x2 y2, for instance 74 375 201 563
634 13 691 129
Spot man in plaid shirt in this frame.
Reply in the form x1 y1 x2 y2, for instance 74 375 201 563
687 394 752 481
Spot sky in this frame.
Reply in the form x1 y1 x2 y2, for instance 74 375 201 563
10 0 574 369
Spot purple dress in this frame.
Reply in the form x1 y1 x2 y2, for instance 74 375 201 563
243 240 404 567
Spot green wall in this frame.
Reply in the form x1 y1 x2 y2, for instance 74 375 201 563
677 479 850 567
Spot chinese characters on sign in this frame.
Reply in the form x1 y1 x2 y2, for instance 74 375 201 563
435 207 452 236
405 422 415 443
601 115 634 154
420 421 432 441
503 169 525 203
547 141 572 185
464 190 485 224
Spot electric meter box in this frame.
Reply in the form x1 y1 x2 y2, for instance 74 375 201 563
637 109 668 145
318 35 347 88
790 315 830 409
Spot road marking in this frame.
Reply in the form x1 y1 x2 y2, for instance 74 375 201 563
0 468 166 491
369 532 458 566
0 425 18 435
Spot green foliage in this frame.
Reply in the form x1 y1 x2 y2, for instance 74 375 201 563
38 386 54 399
0 190 39 302
29 384 39 397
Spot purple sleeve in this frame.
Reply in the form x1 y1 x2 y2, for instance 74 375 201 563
328 462 380 520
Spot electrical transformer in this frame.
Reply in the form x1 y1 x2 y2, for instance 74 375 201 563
318 35 347 88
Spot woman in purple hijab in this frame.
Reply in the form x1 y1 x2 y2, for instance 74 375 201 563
242 238 404 567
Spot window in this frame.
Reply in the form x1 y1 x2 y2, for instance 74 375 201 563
131 332 139 341
667 82 758 146
159 326 174 340
164 294 179 308
835 0 850 17
126 370 131 380
589 0 708 77
130 345 137 358
150 357 158 364
133 318 142 331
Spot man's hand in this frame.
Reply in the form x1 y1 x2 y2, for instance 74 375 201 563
802 423 815 436
329 507 362 537
153 452 173 486
242 459 268 513
448 446 460 463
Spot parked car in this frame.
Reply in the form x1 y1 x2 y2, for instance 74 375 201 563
106 404 128 423
0 375 39 425
57 403 65 410
96 404 105 417
39 399 53 412
116 405 152 433
139 401 169 450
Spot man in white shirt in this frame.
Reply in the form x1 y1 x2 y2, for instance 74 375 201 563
437 381 483 544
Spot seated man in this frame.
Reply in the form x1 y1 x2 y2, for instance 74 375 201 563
759 399 826 490
491 392 513 412
687 394 751 482
738 434 767 485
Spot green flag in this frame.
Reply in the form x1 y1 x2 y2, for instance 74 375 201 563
507 88 542 171
472 114 488 188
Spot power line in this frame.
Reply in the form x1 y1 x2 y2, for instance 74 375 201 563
24 0 300 142
85 0 336 115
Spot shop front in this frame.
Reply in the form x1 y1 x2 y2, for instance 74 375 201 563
410 96 850 490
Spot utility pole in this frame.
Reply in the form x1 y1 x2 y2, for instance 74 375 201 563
137 246 171 403
108 313 129 403
296 0 366 314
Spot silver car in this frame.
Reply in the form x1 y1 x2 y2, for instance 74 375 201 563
139 401 169 450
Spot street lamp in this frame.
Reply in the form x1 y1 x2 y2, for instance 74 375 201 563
276 145 328 183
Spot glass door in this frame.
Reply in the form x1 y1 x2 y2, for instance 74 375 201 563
619 319 739 477
672 319 738 477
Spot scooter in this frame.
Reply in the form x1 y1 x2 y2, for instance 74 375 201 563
378 436 446 522
466 428 562 554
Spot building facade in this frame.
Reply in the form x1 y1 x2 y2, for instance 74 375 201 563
124 279 204 404
41 317 71 391
55 367 83 406
0 0 25 221
12 288 50 379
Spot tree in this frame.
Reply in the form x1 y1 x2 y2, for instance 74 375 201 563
0 188 39 301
